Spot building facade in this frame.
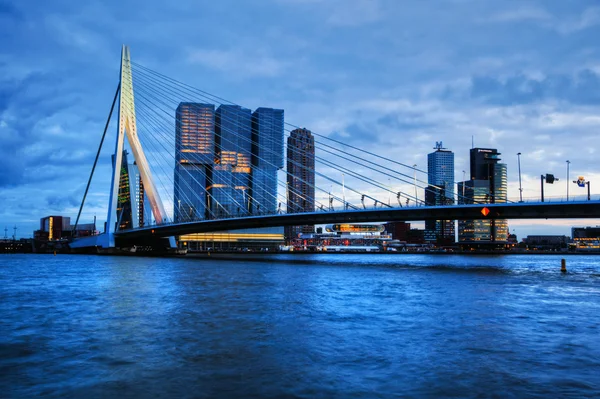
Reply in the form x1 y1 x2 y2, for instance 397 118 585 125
113 151 152 230
211 105 253 217
458 148 508 243
285 128 315 239
174 103 215 222
425 142 455 243
250 107 284 215
173 103 285 250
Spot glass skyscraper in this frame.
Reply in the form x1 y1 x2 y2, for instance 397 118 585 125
211 105 252 217
113 151 151 230
285 128 315 239
174 103 215 222
458 148 508 242
250 107 284 214
425 143 455 243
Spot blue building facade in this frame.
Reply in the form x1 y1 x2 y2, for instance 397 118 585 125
250 107 284 214
211 105 253 217
425 143 455 243
174 103 215 222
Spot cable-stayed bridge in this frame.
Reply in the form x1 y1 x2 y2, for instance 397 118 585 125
70 46 600 252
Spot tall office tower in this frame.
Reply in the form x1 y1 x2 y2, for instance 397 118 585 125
174 103 215 222
211 105 252 217
424 142 455 243
458 148 508 242
113 151 151 230
250 107 284 215
285 128 315 239
128 161 153 227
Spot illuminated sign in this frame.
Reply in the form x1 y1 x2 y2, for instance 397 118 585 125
325 224 385 233
481 207 490 217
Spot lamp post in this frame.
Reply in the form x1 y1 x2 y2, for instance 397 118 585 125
413 164 418 205
517 153 523 202
540 173 558 202
566 160 571 201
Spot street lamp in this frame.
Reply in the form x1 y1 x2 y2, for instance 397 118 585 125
573 176 591 201
517 153 523 202
566 160 571 201
540 173 559 202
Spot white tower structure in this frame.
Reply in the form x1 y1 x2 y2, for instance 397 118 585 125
103 46 172 248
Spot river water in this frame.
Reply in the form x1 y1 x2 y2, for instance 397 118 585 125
1 253 599 398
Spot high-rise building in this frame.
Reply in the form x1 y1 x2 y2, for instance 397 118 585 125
128 161 152 227
211 105 253 218
458 148 508 242
424 142 455 243
113 151 151 230
173 102 285 250
174 103 215 222
250 107 284 215
285 128 315 239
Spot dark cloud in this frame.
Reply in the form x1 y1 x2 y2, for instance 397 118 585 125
0 0 21 18
469 69 600 105
328 123 381 145
46 194 80 210
377 114 435 131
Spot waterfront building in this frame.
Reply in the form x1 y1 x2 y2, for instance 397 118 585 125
211 105 252 217
179 227 284 251
250 107 284 215
458 148 508 243
38 216 70 241
285 128 315 239
384 221 411 242
174 103 285 251
113 151 152 230
524 235 569 250
571 226 600 251
174 103 215 222
128 162 153 227
424 142 455 244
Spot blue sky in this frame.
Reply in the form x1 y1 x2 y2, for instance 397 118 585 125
1 0 600 239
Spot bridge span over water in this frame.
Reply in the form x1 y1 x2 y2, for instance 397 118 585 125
70 45 600 251
70 201 600 249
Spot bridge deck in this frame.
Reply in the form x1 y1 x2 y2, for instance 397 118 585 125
114 201 600 239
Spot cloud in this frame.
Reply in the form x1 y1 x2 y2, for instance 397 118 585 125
484 4 600 35
557 6 600 34
487 6 552 23
467 69 600 105
187 48 287 78
326 0 382 27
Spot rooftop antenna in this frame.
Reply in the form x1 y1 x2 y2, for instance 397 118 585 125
3 227 7 239
471 135 474 149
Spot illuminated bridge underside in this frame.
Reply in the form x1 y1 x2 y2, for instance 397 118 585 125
115 201 600 240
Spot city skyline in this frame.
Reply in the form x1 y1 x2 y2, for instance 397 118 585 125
1 1 600 237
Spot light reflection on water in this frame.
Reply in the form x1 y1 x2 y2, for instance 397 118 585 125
0 253 599 398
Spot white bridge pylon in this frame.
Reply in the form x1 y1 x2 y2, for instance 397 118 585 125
105 45 173 248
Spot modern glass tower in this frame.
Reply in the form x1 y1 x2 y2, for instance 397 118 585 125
174 103 215 222
250 107 284 215
458 148 508 242
113 151 151 230
424 142 455 243
285 128 315 239
211 105 252 217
